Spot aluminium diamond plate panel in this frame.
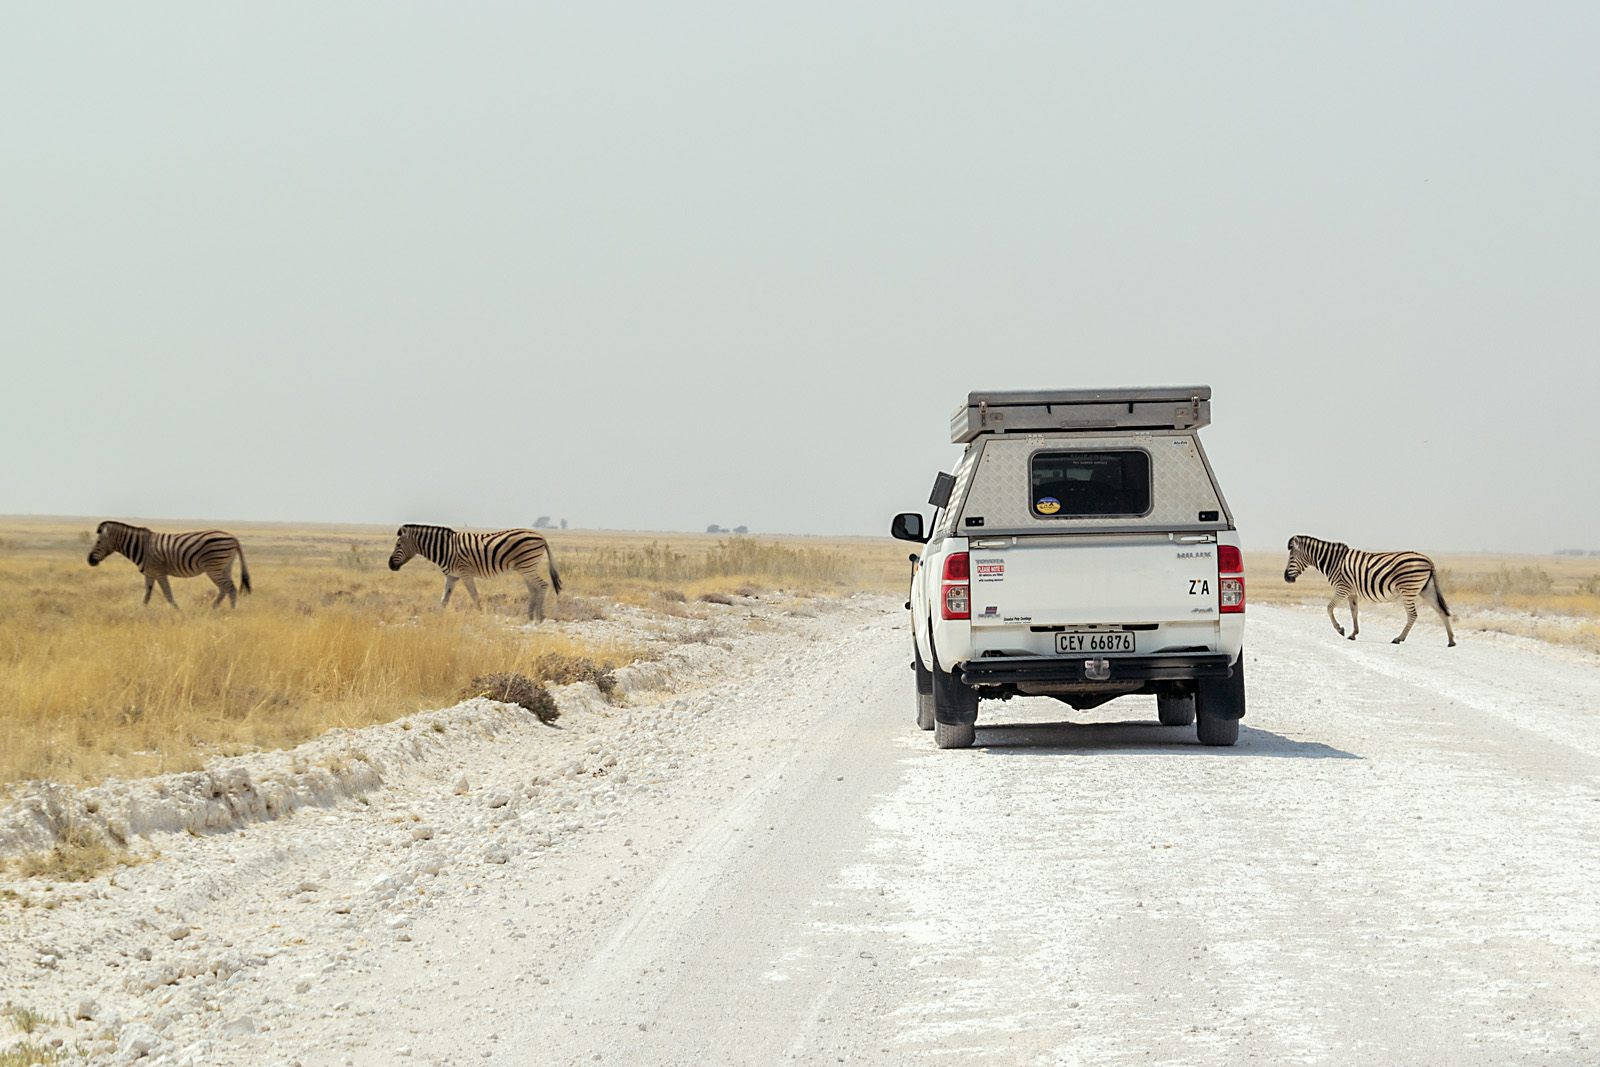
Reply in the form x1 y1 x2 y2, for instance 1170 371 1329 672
954 433 1229 533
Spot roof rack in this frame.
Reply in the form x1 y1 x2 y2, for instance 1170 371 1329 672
951 386 1211 443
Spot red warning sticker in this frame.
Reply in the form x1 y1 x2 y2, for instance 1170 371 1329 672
974 557 1005 583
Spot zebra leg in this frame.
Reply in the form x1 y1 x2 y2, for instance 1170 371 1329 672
441 576 458 608
1326 596 1345 637
523 575 549 622
143 575 156 607
462 577 482 609
1393 597 1419 643
1423 578 1457 647
157 575 179 610
1347 597 1359 640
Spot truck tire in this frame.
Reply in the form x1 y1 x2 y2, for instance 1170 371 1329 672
1196 714 1239 746
929 629 978 749
1157 690 1195 726
935 719 976 749
1195 649 1246 747
913 641 935 731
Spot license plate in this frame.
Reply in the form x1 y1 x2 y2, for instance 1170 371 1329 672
1057 631 1135 654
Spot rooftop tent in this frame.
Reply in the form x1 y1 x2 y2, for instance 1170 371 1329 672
951 386 1211 444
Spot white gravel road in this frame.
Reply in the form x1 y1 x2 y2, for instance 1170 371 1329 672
5 599 1600 1066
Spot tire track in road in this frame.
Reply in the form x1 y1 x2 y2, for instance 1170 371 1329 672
516 616 914 1066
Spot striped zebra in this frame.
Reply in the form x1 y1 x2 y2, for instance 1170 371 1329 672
87 521 252 609
388 524 563 621
1284 534 1455 647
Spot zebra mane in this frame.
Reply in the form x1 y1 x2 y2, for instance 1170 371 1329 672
1295 534 1348 552
399 523 457 536
99 520 152 536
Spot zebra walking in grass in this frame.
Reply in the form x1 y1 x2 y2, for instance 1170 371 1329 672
87 521 252 609
388 524 563 621
1284 534 1455 647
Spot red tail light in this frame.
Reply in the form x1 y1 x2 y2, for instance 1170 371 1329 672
1218 545 1244 613
941 552 970 619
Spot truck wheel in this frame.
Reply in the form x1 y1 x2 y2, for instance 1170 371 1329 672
914 641 935 731
1157 690 1195 726
1196 714 1239 746
1195 649 1246 747
934 720 975 749
929 629 978 748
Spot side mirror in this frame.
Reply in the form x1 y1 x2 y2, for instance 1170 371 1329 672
890 512 927 543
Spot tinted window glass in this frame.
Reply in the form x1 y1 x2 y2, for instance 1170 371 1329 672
1029 450 1151 518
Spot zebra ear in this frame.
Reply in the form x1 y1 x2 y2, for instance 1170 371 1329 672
97 521 107 534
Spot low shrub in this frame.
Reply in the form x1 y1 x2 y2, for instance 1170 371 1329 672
462 673 560 723
530 653 618 700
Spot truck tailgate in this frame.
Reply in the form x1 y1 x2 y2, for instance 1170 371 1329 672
968 536 1220 627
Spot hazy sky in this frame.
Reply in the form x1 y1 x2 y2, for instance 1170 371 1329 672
4 4 1596 551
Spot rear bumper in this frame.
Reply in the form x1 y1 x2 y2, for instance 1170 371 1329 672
959 652 1234 687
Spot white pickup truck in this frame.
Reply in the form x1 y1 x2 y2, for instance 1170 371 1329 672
891 387 1246 749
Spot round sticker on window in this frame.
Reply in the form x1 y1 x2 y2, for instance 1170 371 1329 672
1035 496 1061 515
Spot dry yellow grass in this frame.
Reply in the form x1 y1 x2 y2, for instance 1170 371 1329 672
0 518 902 789
1245 548 1600 652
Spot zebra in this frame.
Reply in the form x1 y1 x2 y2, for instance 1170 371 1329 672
87 521 252 609
388 524 563 621
1284 534 1455 647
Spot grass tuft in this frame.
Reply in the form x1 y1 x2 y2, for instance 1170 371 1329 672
11 822 139 883
0 1039 74 1066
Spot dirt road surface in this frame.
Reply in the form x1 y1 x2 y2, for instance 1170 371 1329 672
6 599 1600 1066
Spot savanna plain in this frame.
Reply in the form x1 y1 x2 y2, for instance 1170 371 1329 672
4 517 1600 1067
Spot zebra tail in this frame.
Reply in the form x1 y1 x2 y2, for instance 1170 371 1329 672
545 543 563 596
1425 571 1449 617
238 544 253 595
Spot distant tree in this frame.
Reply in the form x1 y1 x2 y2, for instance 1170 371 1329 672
733 526 748 535
533 516 551 528
559 519 568 530
706 525 725 534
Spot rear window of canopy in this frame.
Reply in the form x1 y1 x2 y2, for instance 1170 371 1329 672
1028 450 1152 518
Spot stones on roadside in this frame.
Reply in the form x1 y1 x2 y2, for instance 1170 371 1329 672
117 1022 166 1059
167 924 191 940
482 791 511 809
452 774 471 795
410 824 435 841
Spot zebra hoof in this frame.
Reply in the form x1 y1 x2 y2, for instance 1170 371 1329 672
1448 640 1457 648
1391 638 1402 644
1347 635 1356 641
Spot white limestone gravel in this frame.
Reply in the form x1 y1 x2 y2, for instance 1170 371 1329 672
6 597 1600 1066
